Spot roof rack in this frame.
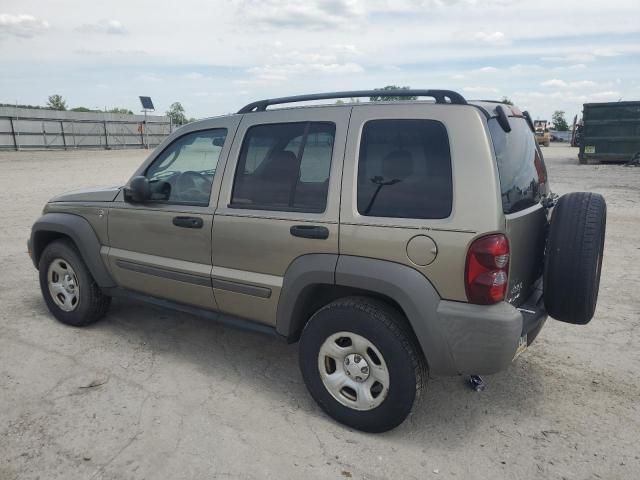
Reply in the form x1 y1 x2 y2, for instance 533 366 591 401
237 89 467 113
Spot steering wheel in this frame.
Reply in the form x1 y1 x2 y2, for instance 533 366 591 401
175 171 212 202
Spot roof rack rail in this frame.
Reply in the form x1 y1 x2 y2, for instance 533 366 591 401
474 99 508 104
237 89 467 113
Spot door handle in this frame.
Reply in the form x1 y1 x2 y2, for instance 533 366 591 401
172 216 203 229
290 225 329 239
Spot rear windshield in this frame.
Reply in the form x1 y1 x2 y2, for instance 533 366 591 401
488 117 548 214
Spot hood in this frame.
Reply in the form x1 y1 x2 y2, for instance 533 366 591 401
49 186 122 203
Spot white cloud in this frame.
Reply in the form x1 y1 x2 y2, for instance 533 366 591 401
371 0 521 12
74 48 147 57
571 80 598 88
542 48 622 64
76 19 127 34
541 79 597 88
474 31 508 44
330 44 363 56
272 51 337 64
508 64 543 74
542 53 596 63
564 63 588 70
247 62 364 81
541 79 567 88
233 0 364 29
463 86 498 93
591 90 621 100
135 73 163 83
183 72 206 80
593 48 621 57
1 0 637 123
0 13 49 38
473 66 499 74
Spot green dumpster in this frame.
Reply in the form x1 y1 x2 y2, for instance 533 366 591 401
579 101 640 164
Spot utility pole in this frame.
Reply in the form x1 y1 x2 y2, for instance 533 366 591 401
138 96 155 150
143 109 149 149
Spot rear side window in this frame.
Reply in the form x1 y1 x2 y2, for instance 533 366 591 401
357 119 453 219
231 122 335 213
489 117 548 214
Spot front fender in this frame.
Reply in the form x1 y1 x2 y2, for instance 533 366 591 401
30 212 116 288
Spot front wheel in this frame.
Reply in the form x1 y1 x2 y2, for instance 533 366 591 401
299 297 426 433
38 239 111 326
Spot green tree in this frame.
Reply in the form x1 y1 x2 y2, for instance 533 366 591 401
166 102 187 125
108 107 134 114
47 94 67 111
370 86 417 102
501 96 514 105
70 106 100 113
552 110 569 131
335 98 361 104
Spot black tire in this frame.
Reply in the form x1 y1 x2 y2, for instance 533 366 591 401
299 297 426 433
544 192 606 324
38 239 111 326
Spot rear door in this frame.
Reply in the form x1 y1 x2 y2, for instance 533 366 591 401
211 107 350 325
488 116 550 305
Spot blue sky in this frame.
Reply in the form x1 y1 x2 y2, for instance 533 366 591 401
1 0 639 121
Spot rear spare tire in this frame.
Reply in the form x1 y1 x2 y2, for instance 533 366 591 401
544 192 606 324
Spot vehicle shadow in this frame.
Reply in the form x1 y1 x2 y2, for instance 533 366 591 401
48 295 547 443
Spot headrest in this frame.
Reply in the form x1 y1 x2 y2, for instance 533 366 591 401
262 150 299 180
382 150 413 179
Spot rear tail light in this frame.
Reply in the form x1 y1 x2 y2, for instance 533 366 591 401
465 234 510 305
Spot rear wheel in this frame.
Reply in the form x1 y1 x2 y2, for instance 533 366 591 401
39 240 111 326
299 297 425 432
544 192 606 324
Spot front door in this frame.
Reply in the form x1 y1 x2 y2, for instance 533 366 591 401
106 118 239 309
211 107 350 325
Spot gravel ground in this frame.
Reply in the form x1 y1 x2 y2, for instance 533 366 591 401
0 144 638 480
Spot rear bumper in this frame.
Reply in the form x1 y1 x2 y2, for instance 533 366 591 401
434 284 547 375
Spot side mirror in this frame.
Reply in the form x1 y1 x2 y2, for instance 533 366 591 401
124 176 150 203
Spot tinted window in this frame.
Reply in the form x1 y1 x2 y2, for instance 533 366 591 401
357 119 452 219
488 118 548 214
145 129 227 205
231 122 335 213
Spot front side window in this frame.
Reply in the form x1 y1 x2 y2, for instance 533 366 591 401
231 122 335 213
145 129 227 206
357 119 453 219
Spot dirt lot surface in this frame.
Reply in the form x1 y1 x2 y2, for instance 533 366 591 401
1 144 638 480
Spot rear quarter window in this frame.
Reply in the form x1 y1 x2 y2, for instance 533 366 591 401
357 119 453 219
489 117 548 214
